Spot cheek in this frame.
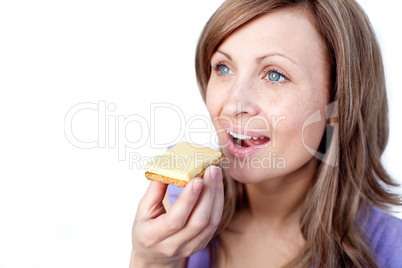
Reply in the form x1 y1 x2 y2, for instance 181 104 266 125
206 88 220 129
299 88 331 151
300 116 327 152
205 85 222 118
205 90 214 115
206 86 229 148
274 94 327 153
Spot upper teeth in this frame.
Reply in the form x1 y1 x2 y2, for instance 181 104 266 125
226 130 264 140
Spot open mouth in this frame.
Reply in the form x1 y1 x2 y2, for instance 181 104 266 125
227 130 270 148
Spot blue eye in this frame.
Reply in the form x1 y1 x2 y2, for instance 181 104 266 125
266 71 286 82
215 64 234 75
220 66 231 74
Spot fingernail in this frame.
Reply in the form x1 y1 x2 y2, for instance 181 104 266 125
210 165 222 181
193 179 203 194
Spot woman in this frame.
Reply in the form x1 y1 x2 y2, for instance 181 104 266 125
131 0 402 267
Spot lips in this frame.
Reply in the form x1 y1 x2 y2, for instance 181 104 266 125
227 130 270 148
221 123 270 158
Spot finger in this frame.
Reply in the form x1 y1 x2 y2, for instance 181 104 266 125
207 172 224 231
163 178 204 231
159 167 223 257
184 166 223 240
188 165 221 227
141 177 204 242
165 166 220 242
137 181 168 218
185 176 224 253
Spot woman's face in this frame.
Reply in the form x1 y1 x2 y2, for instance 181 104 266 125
206 8 331 184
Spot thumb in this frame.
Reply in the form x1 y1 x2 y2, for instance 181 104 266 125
137 181 168 218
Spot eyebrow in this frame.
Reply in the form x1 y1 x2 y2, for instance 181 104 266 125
216 50 232 61
216 50 299 67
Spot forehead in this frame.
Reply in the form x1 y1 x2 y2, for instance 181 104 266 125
217 7 327 64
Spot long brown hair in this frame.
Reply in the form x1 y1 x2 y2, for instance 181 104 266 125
195 0 401 267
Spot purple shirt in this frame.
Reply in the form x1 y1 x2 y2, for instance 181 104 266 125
168 185 402 268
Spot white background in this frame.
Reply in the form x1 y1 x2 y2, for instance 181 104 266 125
0 1 401 267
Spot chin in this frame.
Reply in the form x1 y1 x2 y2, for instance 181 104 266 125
222 148 288 184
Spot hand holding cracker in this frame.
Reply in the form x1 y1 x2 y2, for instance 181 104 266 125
131 165 224 267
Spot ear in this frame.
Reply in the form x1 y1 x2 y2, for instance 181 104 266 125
327 117 338 128
324 101 338 128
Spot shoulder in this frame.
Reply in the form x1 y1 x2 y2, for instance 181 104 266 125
362 206 402 267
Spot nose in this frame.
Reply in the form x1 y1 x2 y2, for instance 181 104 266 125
221 77 259 119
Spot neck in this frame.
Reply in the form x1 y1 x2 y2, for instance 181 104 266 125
244 158 318 229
